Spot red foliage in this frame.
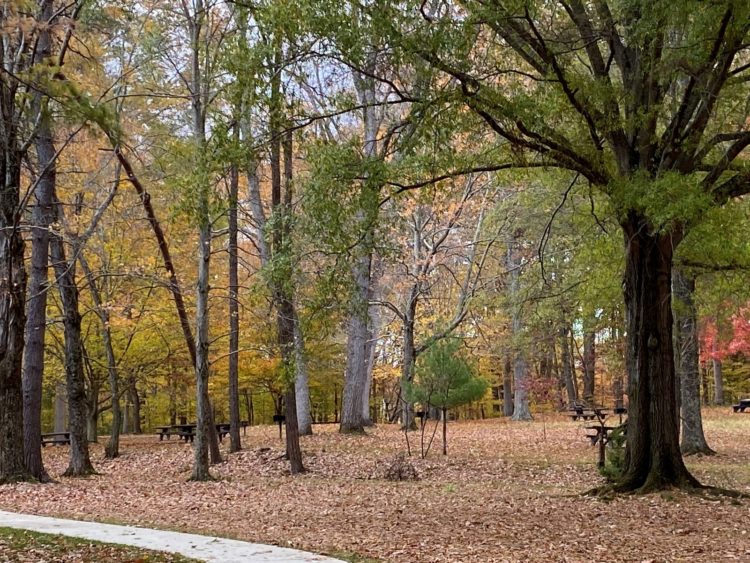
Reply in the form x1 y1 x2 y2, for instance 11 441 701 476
700 308 750 363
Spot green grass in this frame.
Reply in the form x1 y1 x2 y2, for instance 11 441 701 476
329 551 382 563
0 527 201 562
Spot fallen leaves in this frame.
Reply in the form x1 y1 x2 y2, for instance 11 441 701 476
0 409 748 562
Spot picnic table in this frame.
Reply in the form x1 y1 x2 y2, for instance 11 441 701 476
568 406 608 421
41 432 70 447
732 398 750 413
584 422 626 468
157 422 249 443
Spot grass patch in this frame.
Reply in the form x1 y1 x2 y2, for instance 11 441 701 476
0 527 200 562
329 551 382 563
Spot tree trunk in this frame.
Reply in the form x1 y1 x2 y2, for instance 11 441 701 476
191 218 213 481
23 95 55 482
712 343 724 405
87 408 98 443
0 154 28 484
49 233 95 477
507 237 531 421
502 354 514 417
399 303 417 430
269 60 304 472
79 255 122 458
361 303 378 427
616 217 699 492
341 65 380 434
228 161 242 453
293 309 313 435
442 407 448 455
582 330 595 405
54 383 67 433
673 268 713 456
559 325 577 406
279 299 305 474
128 379 142 435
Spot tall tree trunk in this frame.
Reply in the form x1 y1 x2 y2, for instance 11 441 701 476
244 134 312 437
23 22 55 479
54 383 67 433
502 354 514 417
49 231 95 477
228 160 242 453
188 0 220 480
341 64 380 434
0 141 28 484
361 308 378 426
79 255 122 458
293 310 313 435
191 217 212 480
268 55 304 472
399 294 418 430
582 330 596 405
712 340 724 405
87 407 98 443
506 236 531 421
673 268 713 456
616 216 698 492
559 325 577 406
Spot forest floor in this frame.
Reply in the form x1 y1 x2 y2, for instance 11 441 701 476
0 408 748 562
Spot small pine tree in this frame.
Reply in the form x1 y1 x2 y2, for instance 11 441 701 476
407 338 488 455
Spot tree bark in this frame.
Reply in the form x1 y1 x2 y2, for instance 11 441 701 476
506 236 531 421
712 343 724 405
0 144 28 484
399 293 418 430
616 216 699 492
54 383 67 433
23 25 55 479
673 268 714 456
582 330 596 405
228 161 242 452
269 58 304 472
559 325 577 406
502 354 514 417
49 231 95 477
79 255 121 458
341 64 380 434
293 310 313 435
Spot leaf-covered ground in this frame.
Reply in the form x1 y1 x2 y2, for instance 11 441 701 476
0 526 198 562
1 409 748 562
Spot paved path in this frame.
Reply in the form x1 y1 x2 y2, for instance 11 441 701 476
0 510 345 563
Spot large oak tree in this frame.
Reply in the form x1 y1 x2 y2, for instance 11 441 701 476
377 0 750 491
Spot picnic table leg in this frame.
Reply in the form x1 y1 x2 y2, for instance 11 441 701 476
598 432 606 468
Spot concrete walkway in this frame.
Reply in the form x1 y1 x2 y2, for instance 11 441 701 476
0 510 345 563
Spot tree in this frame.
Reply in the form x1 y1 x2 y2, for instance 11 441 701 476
0 0 32 483
407 338 488 455
377 0 750 492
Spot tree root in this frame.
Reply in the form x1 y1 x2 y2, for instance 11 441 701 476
584 481 748 500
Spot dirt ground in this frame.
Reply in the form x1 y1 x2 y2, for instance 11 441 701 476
1 408 748 562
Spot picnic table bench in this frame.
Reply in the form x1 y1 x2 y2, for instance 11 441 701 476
732 399 750 413
41 432 70 447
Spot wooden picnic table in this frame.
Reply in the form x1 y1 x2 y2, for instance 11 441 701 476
732 398 750 413
584 423 626 468
159 422 249 443
568 407 609 421
41 432 70 447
